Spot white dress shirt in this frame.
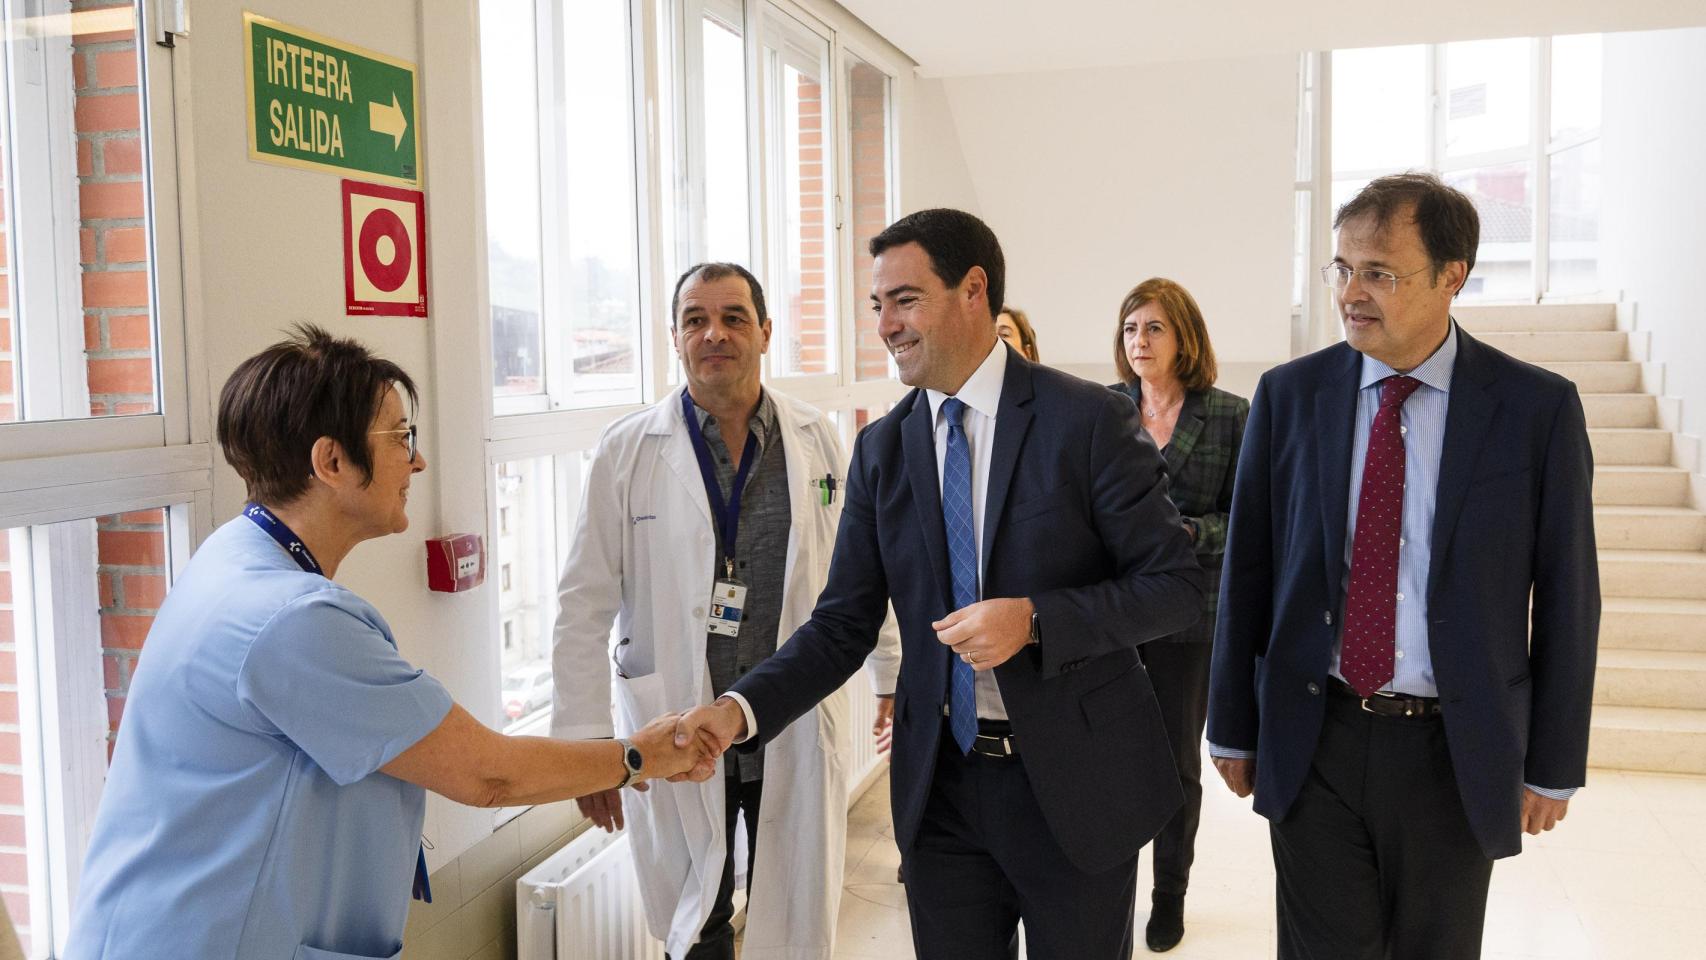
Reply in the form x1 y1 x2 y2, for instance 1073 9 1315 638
925 340 1011 721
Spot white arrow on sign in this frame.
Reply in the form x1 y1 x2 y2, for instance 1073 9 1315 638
369 92 407 149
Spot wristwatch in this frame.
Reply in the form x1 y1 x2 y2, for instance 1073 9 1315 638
615 738 644 788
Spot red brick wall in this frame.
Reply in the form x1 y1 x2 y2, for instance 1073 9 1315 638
793 77 828 374
97 509 166 757
847 63 890 381
75 0 154 416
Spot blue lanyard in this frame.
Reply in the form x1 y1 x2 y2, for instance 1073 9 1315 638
681 390 759 579
242 503 433 902
242 503 323 575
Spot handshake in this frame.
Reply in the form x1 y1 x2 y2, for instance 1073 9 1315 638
580 698 751 831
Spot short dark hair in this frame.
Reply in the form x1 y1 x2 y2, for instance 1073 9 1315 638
217 323 418 506
670 262 768 328
868 208 1005 319
1334 172 1480 296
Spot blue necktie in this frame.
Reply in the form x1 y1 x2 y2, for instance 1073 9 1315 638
941 398 979 754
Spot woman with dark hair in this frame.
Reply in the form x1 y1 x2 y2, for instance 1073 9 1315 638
1110 279 1248 953
995 305 1041 362
66 325 714 960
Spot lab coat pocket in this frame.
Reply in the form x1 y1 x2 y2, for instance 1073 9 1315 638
294 944 401 960
612 670 669 735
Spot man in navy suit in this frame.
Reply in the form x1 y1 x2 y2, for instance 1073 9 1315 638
1207 173 1599 959
675 208 1205 958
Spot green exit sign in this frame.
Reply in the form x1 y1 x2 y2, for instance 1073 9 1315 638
243 12 419 185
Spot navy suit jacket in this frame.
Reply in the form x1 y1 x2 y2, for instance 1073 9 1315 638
1207 327 1600 859
730 349 1206 873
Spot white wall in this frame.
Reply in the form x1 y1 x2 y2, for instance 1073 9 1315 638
1600 26 1706 444
931 54 1298 391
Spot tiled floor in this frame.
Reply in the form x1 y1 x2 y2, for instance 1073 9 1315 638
832 752 1706 959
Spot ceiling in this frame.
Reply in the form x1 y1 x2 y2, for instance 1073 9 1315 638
837 0 1706 77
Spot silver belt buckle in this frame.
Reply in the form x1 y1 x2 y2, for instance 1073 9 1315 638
975 733 1013 757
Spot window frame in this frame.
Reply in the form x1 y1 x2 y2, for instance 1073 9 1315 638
1307 33 1604 335
0 3 208 949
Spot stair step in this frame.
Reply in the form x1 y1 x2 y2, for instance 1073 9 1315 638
1589 428 1673 466
1595 506 1706 551
1538 361 1642 393
1589 705 1706 775
1477 331 1627 362
1594 466 1690 507
1581 394 1656 428
1455 303 1616 333
1599 549 1706 600
1595 650 1706 709
1600 598 1706 651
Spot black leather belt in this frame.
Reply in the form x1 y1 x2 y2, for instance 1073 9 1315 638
942 714 1020 758
1328 676 1442 718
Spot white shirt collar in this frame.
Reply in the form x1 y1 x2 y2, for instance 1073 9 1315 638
926 340 1008 424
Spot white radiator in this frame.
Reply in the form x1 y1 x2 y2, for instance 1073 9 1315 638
517 827 664 960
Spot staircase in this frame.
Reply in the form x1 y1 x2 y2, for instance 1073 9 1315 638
1455 303 1706 776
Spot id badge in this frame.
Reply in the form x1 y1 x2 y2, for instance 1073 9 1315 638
707 579 748 637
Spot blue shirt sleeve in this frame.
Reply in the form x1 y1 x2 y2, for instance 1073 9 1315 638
236 589 453 786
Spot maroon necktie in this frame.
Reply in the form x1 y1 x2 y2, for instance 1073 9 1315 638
1340 375 1423 697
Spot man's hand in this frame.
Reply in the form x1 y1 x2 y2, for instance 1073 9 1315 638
1521 789 1570 835
577 788 626 832
674 696 748 760
1212 756 1255 798
873 694 894 755
630 713 717 784
934 598 1034 672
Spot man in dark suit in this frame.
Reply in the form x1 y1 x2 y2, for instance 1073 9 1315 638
675 208 1205 958
1207 173 1599 959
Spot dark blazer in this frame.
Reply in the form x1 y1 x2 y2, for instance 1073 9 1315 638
1111 384 1249 642
732 350 1206 874
1207 327 1600 859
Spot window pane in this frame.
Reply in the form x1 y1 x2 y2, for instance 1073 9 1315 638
1550 34 1602 143
1445 162 1534 300
1292 190 1311 309
489 0 644 411
762 14 834 378
554 0 644 406
494 457 559 731
480 0 545 400
1444 38 1532 159
2 3 160 425
703 8 751 266
846 53 891 382
3 506 172 957
1548 140 1600 295
493 454 596 732
1330 45 1426 173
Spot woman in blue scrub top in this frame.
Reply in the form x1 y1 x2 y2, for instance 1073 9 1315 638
65 326 715 960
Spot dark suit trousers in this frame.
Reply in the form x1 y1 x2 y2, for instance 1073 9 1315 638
904 729 1138 960
674 773 763 960
1271 686 1492 960
1138 639 1212 896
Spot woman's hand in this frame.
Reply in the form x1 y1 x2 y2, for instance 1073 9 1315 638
630 713 719 784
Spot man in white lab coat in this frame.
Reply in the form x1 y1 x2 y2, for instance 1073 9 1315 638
552 262 898 960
